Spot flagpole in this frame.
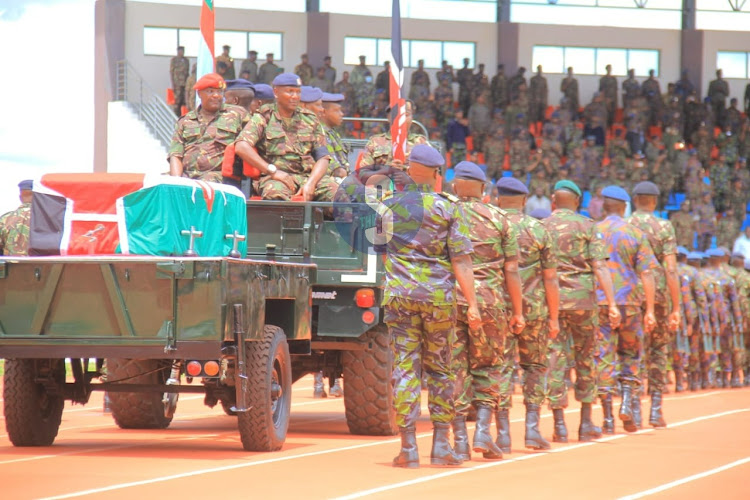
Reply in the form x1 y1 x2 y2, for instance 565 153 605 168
196 0 215 106
389 0 407 164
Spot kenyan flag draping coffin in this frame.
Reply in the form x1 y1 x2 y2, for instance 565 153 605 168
30 173 247 257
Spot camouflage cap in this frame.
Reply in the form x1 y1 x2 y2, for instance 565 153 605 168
553 179 581 197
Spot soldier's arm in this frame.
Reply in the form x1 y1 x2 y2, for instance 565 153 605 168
729 281 743 333
503 258 524 328
664 253 681 330
641 269 657 332
593 259 621 327
452 255 480 330
543 268 560 339
167 119 186 176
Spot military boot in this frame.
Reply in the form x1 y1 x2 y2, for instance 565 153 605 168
619 385 638 433
524 404 551 450
313 372 327 398
601 394 615 434
494 408 512 453
392 426 419 468
430 422 463 466
730 370 741 388
701 368 709 389
715 371 724 388
675 368 685 393
723 371 731 389
329 378 343 398
744 368 750 387
632 392 643 429
451 415 471 461
473 406 503 459
649 391 667 428
552 408 568 443
689 371 699 392
577 402 601 441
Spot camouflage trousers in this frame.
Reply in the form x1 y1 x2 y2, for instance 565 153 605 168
718 326 734 373
547 309 599 409
451 144 467 168
453 305 508 415
384 298 456 427
687 321 703 375
256 173 338 201
670 330 690 376
596 306 644 394
498 317 549 408
173 85 186 116
640 304 673 394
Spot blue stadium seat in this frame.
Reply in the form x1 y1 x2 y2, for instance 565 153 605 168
444 168 455 182
579 209 590 218
675 192 686 206
582 190 591 208
502 170 513 178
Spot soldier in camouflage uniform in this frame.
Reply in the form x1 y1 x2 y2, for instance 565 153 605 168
710 156 732 213
724 252 749 387
716 209 740 250
672 248 696 392
508 127 531 179
382 145 481 468
622 69 640 109
235 73 336 201
628 182 681 428
257 53 280 85
409 59 431 102
670 201 696 249
529 66 548 130
708 69 729 128
599 65 618 128
450 161 524 461
0 180 33 256
216 45 235 80
544 180 620 442
685 252 720 390
294 54 314 85
240 50 258 82
694 192 717 251
495 177 560 451
168 73 249 183
491 64 509 111
594 186 658 434
483 123 506 184
321 92 350 179
169 46 190 116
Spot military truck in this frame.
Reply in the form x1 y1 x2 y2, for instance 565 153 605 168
0 175 395 452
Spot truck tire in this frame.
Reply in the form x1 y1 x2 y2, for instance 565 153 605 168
237 325 291 451
342 325 398 436
105 359 173 429
3 359 65 446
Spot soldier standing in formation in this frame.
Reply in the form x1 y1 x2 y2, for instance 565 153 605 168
216 45 235 80
383 144 481 468
544 180 620 442
240 50 258 82
529 66 548 133
258 53 280 85
599 64 618 128
708 69 729 128
451 161 524 461
0 180 33 256
560 67 579 119
494 177 559 452
169 46 190 116
294 54 314 85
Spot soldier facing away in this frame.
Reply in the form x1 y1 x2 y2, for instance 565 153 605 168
0 180 33 256
169 46 190 116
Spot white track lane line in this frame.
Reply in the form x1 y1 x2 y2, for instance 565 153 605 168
617 456 750 499
38 408 748 500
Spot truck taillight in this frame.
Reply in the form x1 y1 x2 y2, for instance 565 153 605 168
355 288 375 308
186 361 202 377
204 360 220 377
362 310 376 324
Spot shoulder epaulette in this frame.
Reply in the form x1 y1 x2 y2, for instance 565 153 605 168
439 192 460 203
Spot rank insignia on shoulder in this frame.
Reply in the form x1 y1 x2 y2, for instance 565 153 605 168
439 192 460 203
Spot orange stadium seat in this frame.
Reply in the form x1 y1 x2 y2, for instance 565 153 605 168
166 88 175 106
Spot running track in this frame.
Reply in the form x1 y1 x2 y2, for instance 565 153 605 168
1 375 748 499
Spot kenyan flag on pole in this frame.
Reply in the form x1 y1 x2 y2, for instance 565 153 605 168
197 0 215 99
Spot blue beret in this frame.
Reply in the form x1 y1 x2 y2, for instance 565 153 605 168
453 161 486 182
632 181 660 196
553 179 581 197
529 208 551 220
602 185 630 202
706 248 725 257
225 78 255 91
731 252 745 260
687 252 704 261
253 83 274 100
300 86 323 103
551 111 560 118
718 246 730 255
322 92 345 102
496 177 529 196
272 72 302 87
745 260 750 271
409 144 444 168
676 246 689 256
18 179 33 190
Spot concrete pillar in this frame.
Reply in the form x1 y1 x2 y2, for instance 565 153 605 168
497 22 520 74
306 12 330 72
94 0 125 173
681 29 704 97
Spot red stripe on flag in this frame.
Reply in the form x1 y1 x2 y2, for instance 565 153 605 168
390 0 407 164
200 0 215 65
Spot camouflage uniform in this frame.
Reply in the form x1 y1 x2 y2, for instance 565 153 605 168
169 54 190 115
681 264 712 383
216 54 235 80
239 58 258 82
627 212 678 393
708 77 729 127
529 74 548 124
409 69 431 102
350 64 375 115
716 217 739 250
694 201 717 251
622 77 641 108
359 132 428 172
257 61 280 85
599 74 618 127
560 76 579 117
670 210 695 249
725 264 749 382
594 215 659 394
168 103 249 182
705 266 743 378
184 68 197 112
695 269 722 384
498 209 557 408
672 265 697 386
236 103 337 201
0 203 31 256
544 209 606 409
324 126 350 175
294 62 314 85
490 71 509 110
483 130 506 183
508 134 530 179
382 187 473 427
453 201 518 415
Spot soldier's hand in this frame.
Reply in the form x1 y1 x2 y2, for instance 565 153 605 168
272 170 296 192
608 305 622 329
390 167 410 186
510 314 525 334
296 182 316 202
467 306 483 331
548 318 560 340
668 311 681 332
644 312 657 333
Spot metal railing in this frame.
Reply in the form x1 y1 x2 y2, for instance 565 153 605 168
115 60 176 149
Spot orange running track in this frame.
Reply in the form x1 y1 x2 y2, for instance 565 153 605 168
1 375 748 500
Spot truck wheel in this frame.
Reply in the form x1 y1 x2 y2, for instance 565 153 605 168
3 359 65 446
237 325 291 451
105 359 173 429
342 325 398 436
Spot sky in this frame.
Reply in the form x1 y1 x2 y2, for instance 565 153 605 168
0 0 95 215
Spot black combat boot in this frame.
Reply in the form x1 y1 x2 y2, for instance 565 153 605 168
430 422 463 466
619 384 637 433
675 368 685 393
601 394 615 434
552 408 568 443
578 402 602 442
313 371 327 398
473 405 503 459
649 391 667 428
451 415 471 461
744 368 750 387
392 426 419 468
524 403 551 450
632 392 643 429
730 370 741 388
494 408 511 453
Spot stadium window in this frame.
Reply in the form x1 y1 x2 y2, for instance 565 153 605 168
533 45 659 77
532 46 564 74
627 49 659 77
564 47 596 75
215 31 248 59
345 37 474 69
177 29 200 58
375 39 410 67
595 48 627 77
143 27 178 57
716 51 748 79
443 42 475 69
410 40 442 68
344 37 378 66
248 32 284 61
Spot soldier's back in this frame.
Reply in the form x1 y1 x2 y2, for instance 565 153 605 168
0 203 31 256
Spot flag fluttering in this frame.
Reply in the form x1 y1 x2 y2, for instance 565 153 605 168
196 0 215 104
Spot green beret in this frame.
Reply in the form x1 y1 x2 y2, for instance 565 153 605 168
554 179 582 197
